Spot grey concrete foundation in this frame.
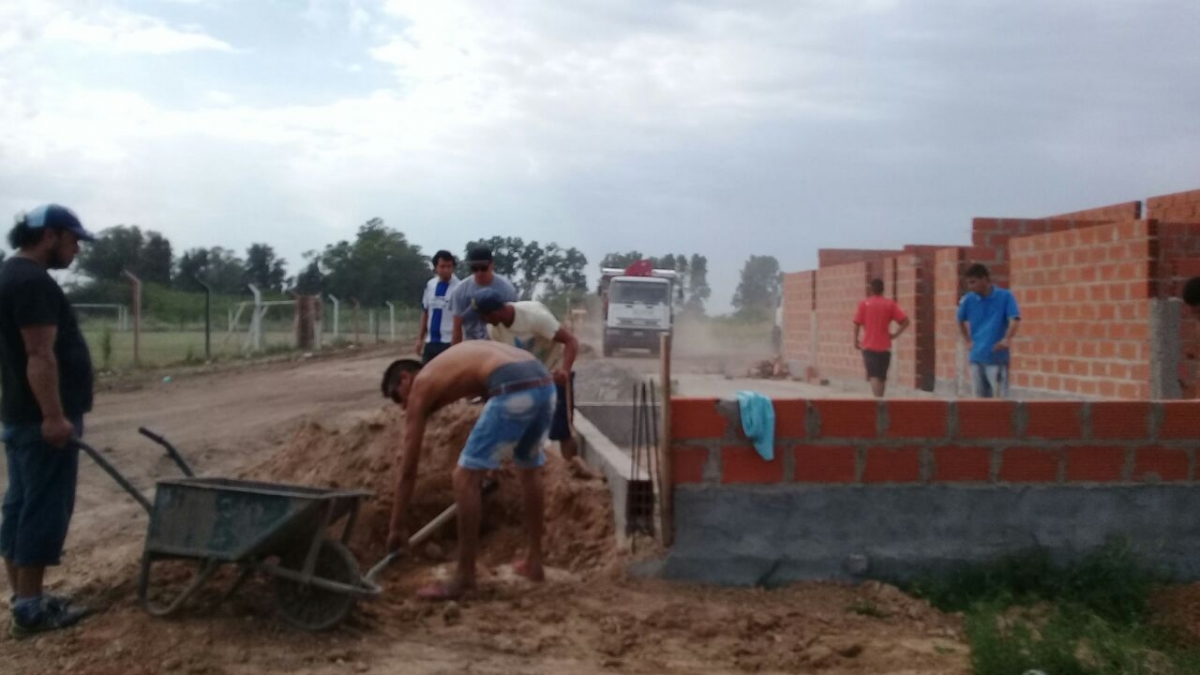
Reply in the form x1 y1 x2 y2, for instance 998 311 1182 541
665 485 1200 586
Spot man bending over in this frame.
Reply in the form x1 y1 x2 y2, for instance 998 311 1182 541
382 341 554 600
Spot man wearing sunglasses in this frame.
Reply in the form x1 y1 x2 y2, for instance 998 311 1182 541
448 246 518 345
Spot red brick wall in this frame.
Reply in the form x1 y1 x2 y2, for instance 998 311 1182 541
781 271 816 370
819 249 903 269
1008 221 1158 399
815 262 870 382
1043 201 1142 222
672 397 1200 485
889 252 936 391
970 218 1093 287
1147 190 1200 222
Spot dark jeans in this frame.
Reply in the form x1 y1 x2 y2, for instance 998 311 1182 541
550 372 576 442
422 342 453 365
0 418 83 567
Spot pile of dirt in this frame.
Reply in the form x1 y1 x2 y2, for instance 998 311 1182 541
1152 582 1200 643
242 401 618 573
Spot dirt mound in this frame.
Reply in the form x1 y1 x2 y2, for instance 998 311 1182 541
1152 582 1200 643
242 401 617 573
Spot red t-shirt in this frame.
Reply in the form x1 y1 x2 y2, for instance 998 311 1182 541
853 297 907 352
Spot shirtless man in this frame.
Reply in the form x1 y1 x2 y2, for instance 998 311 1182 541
381 341 554 599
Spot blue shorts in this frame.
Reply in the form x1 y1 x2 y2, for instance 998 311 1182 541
459 363 556 471
1 418 83 567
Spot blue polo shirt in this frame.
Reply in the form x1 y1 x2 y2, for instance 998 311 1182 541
957 286 1020 365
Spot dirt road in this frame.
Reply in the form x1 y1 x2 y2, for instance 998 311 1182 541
1 348 970 674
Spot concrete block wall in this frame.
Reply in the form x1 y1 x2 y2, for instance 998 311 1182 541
814 262 870 382
1008 220 1157 399
1147 189 1200 222
665 397 1200 585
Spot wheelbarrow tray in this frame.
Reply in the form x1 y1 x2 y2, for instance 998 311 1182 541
145 477 369 562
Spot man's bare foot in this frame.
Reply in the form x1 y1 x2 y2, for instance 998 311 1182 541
415 580 476 601
567 456 599 480
512 559 545 582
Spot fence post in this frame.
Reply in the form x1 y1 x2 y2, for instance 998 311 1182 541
385 302 396 343
328 294 340 343
194 276 212 360
352 298 361 346
121 271 142 366
248 284 263 352
658 332 673 546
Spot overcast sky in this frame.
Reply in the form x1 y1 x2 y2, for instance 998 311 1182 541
2 0 1198 312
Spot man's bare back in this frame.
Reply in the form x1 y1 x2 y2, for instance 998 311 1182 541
407 341 540 415
382 341 552 599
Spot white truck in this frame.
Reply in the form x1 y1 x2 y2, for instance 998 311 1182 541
599 262 677 357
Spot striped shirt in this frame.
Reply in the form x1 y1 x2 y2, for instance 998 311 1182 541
422 276 460 344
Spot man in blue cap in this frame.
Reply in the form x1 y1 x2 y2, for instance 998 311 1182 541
0 204 95 637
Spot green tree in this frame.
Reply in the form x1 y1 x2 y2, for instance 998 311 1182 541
686 254 711 315
320 218 428 307
732 255 782 319
76 225 146 281
139 231 173 285
294 252 324 295
244 243 288 294
465 237 588 301
204 247 248 295
175 248 210 290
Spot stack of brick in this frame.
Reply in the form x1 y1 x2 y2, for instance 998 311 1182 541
781 187 1200 400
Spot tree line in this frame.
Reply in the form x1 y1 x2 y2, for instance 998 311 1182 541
57 219 781 317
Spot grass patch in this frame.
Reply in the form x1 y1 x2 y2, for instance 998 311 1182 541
908 542 1200 675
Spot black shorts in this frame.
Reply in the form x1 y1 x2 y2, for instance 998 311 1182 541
422 342 453 364
550 372 576 442
862 349 891 380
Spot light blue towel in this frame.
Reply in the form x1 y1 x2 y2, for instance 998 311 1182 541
736 391 775 461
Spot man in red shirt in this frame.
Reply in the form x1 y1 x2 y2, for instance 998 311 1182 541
853 278 910 397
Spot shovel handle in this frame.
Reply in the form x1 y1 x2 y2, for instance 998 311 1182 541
364 478 499 584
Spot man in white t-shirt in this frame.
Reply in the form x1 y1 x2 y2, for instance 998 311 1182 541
472 289 582 461
415 250 461 364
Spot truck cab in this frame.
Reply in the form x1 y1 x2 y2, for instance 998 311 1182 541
599 263 676 357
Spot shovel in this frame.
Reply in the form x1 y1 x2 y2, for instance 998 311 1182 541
364 478 498 584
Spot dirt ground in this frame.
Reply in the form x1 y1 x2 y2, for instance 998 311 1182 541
8 340 1196 673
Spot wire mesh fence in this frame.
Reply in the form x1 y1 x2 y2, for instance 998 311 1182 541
75 299 424 370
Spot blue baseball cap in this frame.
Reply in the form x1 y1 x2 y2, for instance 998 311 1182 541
20 204 95 242
472 288 507 315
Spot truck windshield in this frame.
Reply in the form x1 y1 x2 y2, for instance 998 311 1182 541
611 282 669 305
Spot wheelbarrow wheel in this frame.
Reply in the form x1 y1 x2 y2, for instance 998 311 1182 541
273 539 360 631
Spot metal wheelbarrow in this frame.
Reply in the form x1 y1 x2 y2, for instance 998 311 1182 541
78 428 381 631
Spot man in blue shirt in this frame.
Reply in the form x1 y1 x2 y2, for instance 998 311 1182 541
957 264 1021 398
415 250 460 364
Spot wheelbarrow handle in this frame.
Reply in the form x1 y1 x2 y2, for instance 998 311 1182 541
74 440 154 515
138 427 195 477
